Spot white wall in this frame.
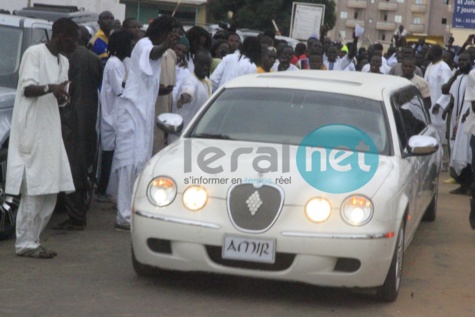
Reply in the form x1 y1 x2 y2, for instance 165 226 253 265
1 0 126 21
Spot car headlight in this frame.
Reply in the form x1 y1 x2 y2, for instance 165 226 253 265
305 197 332 223
341 195 373 226
182 186 208 211
147 176 177 207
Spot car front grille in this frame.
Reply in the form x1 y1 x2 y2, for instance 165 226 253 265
227 183 284 232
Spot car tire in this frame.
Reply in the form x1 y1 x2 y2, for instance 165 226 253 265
376 222 405 302
0 149 20 240
132 247 161 276
422 186 438 222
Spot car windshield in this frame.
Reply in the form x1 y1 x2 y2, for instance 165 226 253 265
0 25 22 78
188 88 390 155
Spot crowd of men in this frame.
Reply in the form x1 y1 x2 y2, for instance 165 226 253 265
7 12 475 258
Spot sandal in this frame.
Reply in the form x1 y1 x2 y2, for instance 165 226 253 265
17 246 56 259
51 219 86 231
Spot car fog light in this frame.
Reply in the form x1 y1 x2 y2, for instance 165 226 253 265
305 198 332 223
147 176 177 207
341 195 373 226
183 186 208 211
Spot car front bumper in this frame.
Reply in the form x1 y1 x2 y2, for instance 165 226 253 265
131 209 398 288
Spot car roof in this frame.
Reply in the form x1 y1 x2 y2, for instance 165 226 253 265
223 71 412 101
0 13 52 28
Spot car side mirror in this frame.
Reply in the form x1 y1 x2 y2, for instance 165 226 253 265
156 113 184 134
406 135 439 156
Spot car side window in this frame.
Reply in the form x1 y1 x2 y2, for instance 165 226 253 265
391 87 428 149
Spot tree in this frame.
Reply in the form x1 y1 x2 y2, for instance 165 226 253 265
207 0 336 37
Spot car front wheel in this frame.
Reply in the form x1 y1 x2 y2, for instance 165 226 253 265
376 222 405 302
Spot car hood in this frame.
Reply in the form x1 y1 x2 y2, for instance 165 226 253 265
149 138 394 205
0 86 15 110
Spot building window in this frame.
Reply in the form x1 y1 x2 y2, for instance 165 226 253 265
442 18 447 25
341 11 347 19
414 17 421 24
416 0 423 4
397 0 404 3
382 34 386 41
395 15 402 23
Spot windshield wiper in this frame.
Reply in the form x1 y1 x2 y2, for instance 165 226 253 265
191 133 232 140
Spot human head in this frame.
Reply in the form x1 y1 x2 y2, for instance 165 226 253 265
307 34 318 49
51 18 79 56
327 45 338 62
260 45 277 72
457 52 473 74
260 35 274 48
240 36 261 65
98 10 114 35
112 19 121 30
309 53 323 70
369 55 382 73
295 42 306 57
108 30 133 60
172 35 190 63
323 36 332 54
211 39 230 59
427 45 443 63
193 49 212 79
186 26 212 54
442 50 455 70
401 56 416 79
78 25 91 47
122 18 142 40
227 32 241 53
145 15 180 46
277 45 294 65
339 45 348 58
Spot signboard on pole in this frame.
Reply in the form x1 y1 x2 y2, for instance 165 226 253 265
453 1 475 29
290 2 325 41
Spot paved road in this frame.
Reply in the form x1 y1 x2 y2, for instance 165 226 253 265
1 171 475 317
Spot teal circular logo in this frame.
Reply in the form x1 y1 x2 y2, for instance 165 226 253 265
296 125 379 193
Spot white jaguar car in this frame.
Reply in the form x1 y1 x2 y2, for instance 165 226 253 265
130 71 441 302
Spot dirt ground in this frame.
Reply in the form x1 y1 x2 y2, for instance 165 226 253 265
0 171 474 316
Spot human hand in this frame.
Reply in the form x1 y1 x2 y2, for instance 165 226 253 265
159 84 174 96
177 93 191 109
462 112 469 123
442 107 450 120
51 80 71 104
431 104 441 115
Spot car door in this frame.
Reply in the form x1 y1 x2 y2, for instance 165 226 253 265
391 87 432 232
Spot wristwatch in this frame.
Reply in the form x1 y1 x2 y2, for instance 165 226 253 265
43 84 49 93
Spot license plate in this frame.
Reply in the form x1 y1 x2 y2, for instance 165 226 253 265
222 235 276 264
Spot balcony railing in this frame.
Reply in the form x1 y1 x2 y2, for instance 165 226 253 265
345 19 365 28
410 4 427 13
407 24 425 33
376 21 396 31
377 2 398 11
347 0 367 9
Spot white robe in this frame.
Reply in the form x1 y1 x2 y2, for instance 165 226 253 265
100 56 125 151
210 53 256 92
324 56 356 72
178 74 212 129
448 74 468 147
424 60 452 145
172 66 192 115
113 37 162 171
169 74 212 144
6 44 74 195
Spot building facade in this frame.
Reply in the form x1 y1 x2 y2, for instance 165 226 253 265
331 0 453 47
